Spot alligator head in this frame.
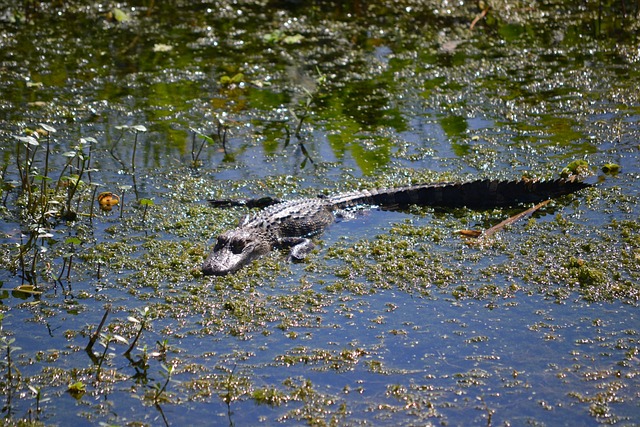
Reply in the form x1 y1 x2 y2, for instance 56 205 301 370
201 229 272 276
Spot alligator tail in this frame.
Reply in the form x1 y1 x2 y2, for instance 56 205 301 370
328 178 591 210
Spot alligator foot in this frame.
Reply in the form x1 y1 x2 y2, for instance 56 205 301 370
279 237 315 261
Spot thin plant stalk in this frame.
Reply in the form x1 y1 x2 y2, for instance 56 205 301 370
86 305 111 360
59 257 67 283
40 132 51 209
18 231 37 284
95 335 111 382
89 185 99 223
154 364 174 403
131 129 139 173
120 188 126 219
217 120 228 153
192 133 207 164
15 141 25 189
124 320 145 356
29 235 39 284
66 254 73 280
28 140 39 184
18 234 26 284
54 156 75 195
65 157 86 216
16 142 35 212
37 132 52 229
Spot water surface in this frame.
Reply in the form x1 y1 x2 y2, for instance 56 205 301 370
0 1 638 425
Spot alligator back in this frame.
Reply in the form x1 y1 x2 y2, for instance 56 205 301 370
328 179 590 210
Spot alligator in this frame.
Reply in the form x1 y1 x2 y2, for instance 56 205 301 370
201 178 590 276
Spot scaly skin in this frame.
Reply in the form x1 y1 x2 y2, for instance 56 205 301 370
202 178 590 276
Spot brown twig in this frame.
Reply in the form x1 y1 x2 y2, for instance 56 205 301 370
470 6 490 30
460 199 552 244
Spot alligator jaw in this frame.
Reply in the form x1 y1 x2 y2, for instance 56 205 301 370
201 229 271 276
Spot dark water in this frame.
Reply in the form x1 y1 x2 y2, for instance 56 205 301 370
0 1 639 425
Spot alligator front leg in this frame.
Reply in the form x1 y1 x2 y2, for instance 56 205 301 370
278 237 316 261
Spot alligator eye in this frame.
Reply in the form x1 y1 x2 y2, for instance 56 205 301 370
214 235 228 250
229 238 245 254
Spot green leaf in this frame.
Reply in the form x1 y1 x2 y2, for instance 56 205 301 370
38 230 54 238
263 30 284 43
282 34 304 44
65 237 81 245
230 73 245 83
68 381 86 392
601 163 620 174
112 7 130 22
61 175 82 186
14 135 39 146
13 284 42 296
113 334 129 345
38 123 57 132
191 128 214 143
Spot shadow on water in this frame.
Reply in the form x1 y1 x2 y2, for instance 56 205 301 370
0 0 639 425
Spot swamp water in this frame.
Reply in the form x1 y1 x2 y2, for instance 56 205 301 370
0 1 639 425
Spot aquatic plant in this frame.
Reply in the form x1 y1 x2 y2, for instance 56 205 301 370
13 134 40 220
190 117 231 168
124 306 151 356
85 306 111 363
139 198 154 223
67 381 86 400
54 137 93 221
190 129 212 167
190 129 214 167
149 363 175 405
113 125 147 174
59 236 82 282
27 384 48 422
5 125 106 286
0 336 21 419
118 185 132 219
